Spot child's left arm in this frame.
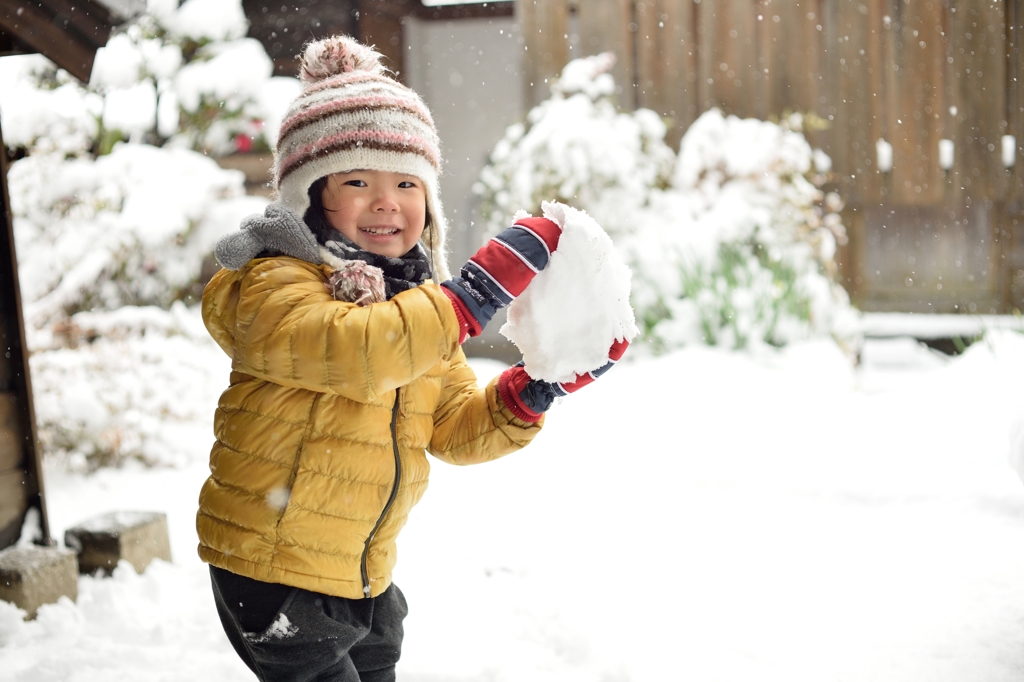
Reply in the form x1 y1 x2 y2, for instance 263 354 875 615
428 349 543 465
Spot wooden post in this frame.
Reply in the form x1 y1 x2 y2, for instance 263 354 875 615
0 119 50 550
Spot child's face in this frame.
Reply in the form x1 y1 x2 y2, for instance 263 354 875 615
322 170 427 259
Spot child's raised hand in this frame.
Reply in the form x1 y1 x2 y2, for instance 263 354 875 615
497 338 629 422
441 217 561 341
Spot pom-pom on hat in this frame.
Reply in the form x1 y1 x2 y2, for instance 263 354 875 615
274 35 450 281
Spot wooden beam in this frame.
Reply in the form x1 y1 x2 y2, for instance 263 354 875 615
0 30 32 56
26 0 114 46
0 120 49 548
0 0 114 82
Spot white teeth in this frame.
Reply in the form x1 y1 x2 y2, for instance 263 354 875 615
362 227 399 235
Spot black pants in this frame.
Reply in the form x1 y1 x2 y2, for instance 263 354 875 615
210 566 408 682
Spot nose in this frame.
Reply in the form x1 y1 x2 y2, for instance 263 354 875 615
371 188 399 212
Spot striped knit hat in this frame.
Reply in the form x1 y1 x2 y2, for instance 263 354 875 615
274 35 450 281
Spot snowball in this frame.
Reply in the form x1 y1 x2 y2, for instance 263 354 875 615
501 201 637 383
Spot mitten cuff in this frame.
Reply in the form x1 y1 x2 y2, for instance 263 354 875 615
441 286 475 343
498 367 543 423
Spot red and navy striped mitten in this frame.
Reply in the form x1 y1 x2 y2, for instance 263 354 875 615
441 217 561 342
497 339 630 422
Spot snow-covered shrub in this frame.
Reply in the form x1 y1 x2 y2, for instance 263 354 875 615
0 0 300 157
0 57 103 157
11 144 265 346
477 55 857 352
0 0 289 469
475 53 674 241
10 142 262 469
631 110 856 351
29 304 230 471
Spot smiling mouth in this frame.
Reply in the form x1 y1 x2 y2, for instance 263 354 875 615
360 226 401 236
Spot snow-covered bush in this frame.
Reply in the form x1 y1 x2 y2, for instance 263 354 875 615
29 304 230 471
9 142 263 469
0 0 289 468
475 53 674 241
477 54 857 352
0 0 300 157
632 110 856 351
11 144 265 346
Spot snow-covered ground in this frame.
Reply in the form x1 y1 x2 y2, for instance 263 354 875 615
3 332 1024 681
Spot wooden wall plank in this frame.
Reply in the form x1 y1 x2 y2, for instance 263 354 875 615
830 0 872 208
695 0 717 112
634 0 660 112
0 393 20 473
830 0 888 205
704 0 759 118
887 0 946 206
516 0 570 109
949 0 1008 205
576 0 635 109
1008 0 1023 205
357 1 407 77
0 469 26 533
760 0 821 119
657 0 699 139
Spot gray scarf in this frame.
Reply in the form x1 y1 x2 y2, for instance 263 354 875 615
214 203 430 301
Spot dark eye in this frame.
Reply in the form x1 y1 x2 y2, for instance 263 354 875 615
398 181 417 189
344 179 367 187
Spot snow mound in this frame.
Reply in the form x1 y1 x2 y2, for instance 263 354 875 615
501 201 637 383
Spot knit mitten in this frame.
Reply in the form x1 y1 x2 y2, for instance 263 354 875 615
441 217 561 342
497 339 629 422
214 203 322 270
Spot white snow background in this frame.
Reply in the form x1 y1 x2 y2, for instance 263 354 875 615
3 327 1024 681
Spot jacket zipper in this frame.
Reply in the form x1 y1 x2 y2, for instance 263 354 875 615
361 387 402 597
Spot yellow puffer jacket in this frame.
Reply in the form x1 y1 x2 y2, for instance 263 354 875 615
197 256 542 599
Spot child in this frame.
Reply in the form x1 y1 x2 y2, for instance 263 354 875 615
198 35 621 682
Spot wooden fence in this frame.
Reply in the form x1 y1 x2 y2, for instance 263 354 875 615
517 0 1024 313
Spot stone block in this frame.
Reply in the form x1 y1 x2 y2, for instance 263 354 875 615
64 511 171 575
0 545 78 618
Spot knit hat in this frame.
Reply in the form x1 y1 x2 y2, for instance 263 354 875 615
273 35 451 281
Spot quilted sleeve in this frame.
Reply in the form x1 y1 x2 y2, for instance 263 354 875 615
202 257 463 403
428 348 543 465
